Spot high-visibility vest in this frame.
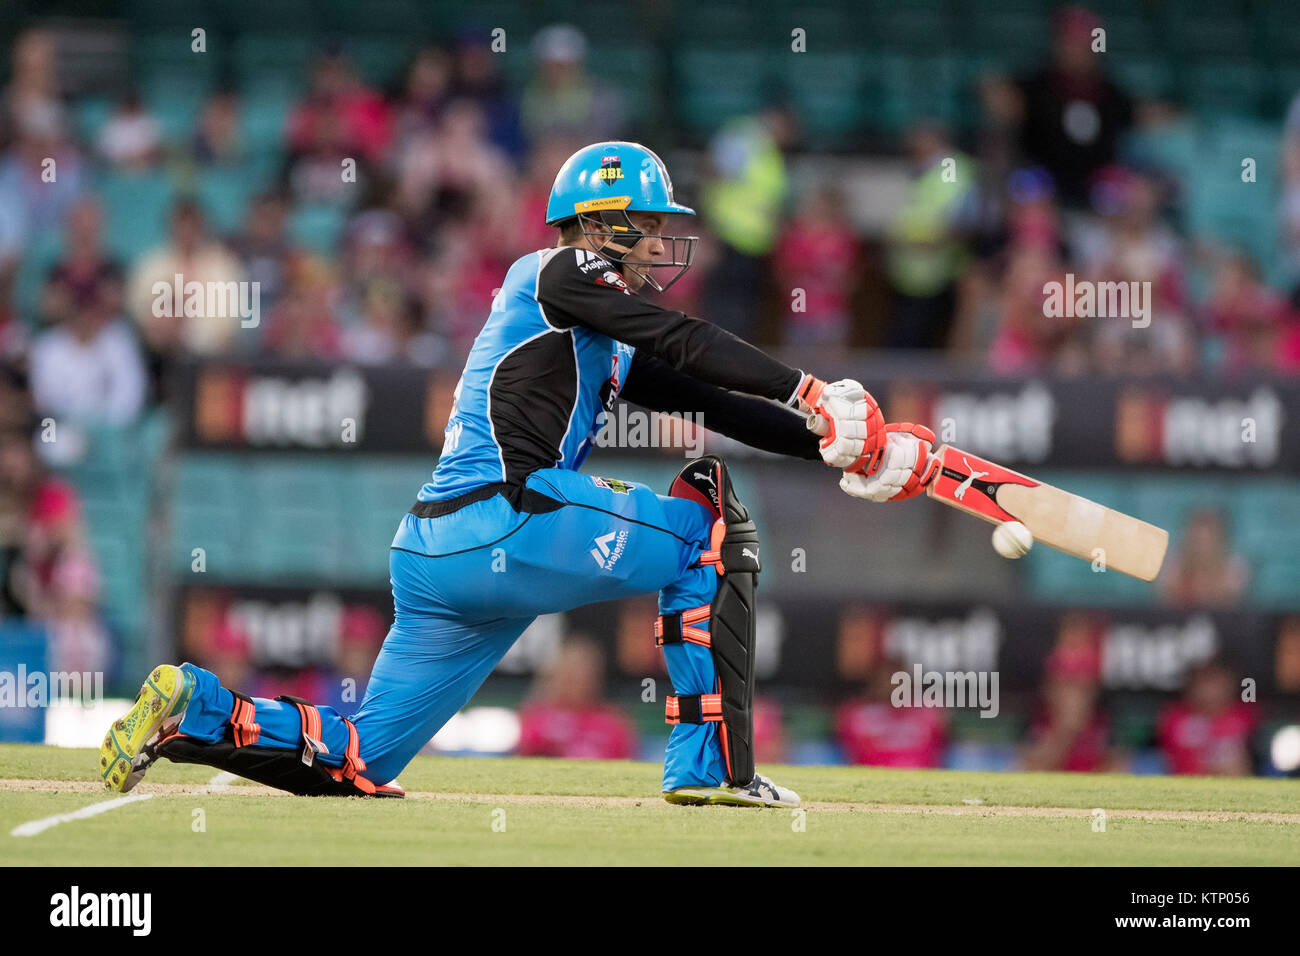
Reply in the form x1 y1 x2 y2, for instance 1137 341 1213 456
703 119 788 256
886 153 977 297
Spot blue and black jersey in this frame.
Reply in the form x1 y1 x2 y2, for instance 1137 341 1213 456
423 246 819 502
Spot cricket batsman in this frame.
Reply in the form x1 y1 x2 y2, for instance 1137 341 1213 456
100 142 938 807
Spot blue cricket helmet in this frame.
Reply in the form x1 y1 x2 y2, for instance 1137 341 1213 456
545 141 695 224
545 141 698 292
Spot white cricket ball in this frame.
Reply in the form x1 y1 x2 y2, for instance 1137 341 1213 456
992 521 1034 559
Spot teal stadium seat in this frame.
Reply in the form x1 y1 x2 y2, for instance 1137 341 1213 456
239 92 294 150
288 202 348 255
671 3 764 44
755 5 872 53
173 505 244 576
874 53 963 133
74 97 115 144
1185 119 1278 263
1165 10 1254 59
1184 59 1267 119
677 48 767 133
134 32 218 142
1109 56 1175 101
217 0 319 32
1094 12 1155 55
98 171 177 263
176 456 244 508
603 46 662 129
782 51 868 148
132 31 219 84
1256 2 1300 61
12 229 62 328
339 35 422 90
871 8 953 54
959 1 1048 72
196 166 263 235
126 0 219 30
232 34 317 100
50 423 165 650
320 0 428 36
251 460 344 512
422 0 536 36
1121 118 1200 185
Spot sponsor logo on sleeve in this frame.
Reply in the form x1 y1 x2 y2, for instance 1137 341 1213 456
595 270 630 294
591 476 634 494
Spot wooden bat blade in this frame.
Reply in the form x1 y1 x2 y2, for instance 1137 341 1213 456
926 445 1169 581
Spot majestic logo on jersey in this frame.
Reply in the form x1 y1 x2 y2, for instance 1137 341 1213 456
597 155 624 184
577 251 610 273
590 528 630 570
591 476 634 494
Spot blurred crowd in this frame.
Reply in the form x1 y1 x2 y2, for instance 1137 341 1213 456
0 10 1295 769
491 631 1268 777
0 9 1299 443
0 396 109 676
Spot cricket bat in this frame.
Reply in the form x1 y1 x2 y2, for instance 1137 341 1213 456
925 445 1168 581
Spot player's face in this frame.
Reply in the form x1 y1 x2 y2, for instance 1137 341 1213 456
618 212 667 291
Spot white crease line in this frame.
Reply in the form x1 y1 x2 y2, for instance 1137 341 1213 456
206 771 236 792
11 770 236 837
10 793 153 837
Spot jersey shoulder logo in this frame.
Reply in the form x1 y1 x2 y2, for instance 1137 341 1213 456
575 248 612 274
595 270 630 294
591 475 634 494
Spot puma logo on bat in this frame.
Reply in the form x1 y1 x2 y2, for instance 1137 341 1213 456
692 470 720 507
954 458 989 501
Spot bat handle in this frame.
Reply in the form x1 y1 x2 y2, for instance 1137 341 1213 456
806 412 829 437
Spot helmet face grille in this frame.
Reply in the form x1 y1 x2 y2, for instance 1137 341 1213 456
577 209 698 293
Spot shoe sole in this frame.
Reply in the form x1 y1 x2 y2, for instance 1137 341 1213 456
662 787 800 809
99 665 189 793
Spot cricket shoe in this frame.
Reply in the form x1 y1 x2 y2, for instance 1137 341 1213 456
663 772 801 808
99 664 195 793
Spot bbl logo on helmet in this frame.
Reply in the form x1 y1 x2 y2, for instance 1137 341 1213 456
597 154 624 185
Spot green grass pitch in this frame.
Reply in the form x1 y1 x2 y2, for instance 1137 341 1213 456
2 744 1297 865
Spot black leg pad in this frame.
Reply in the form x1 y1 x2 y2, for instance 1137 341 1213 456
669 455 759 787
155 735 403 798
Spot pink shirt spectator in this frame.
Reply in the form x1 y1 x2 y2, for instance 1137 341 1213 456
836 701 946 768
516 702 636 760
1158 703 1256 776
773 216 857 345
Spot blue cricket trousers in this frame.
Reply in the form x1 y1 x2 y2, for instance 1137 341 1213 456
176 466 728 790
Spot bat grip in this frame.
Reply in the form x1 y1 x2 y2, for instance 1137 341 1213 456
806 412 829 437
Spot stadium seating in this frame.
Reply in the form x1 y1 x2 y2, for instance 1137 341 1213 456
98 170 178 262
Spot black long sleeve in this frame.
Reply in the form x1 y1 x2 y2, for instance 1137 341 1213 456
620 351 821 461
537 247 804 403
